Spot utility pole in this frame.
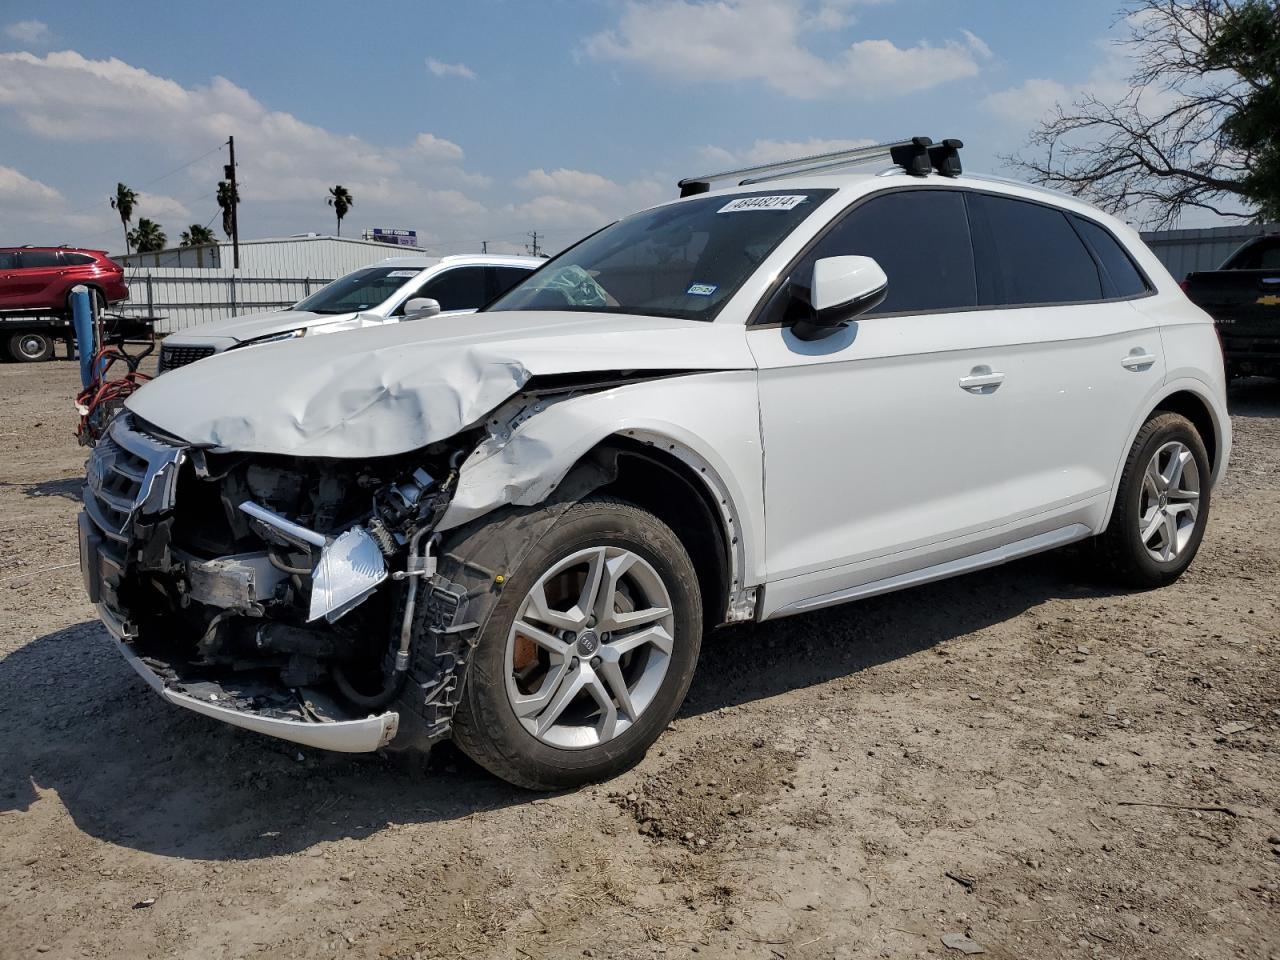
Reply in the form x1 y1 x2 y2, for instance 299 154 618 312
526 231 541 257
225 136 240 270
481 240 488 254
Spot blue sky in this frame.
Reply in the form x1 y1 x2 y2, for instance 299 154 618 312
0 0 1169 255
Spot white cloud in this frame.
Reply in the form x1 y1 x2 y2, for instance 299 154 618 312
0 164 62 206
982 13 1175 127
511 167 667 228
426 57 476 80
135 191 192 223
0 50 642 254
584 0 989 99
983 77 1074 126
404 131 465 162
4 20 49 45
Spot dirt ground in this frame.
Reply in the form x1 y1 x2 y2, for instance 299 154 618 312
0 356 1276 960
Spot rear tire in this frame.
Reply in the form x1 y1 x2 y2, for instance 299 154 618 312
450 496 703 790
1095 412 1211 588
6 331 55 363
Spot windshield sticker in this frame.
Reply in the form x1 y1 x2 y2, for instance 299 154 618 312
718 195 808 214
386 270 420 278
686 283 718 296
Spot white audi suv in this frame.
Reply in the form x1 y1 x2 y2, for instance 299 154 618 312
80 138 1228 789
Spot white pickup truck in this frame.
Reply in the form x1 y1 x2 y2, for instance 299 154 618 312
156 254 540 371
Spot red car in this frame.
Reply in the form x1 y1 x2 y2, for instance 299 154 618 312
0 247 129 361
0 247 128 317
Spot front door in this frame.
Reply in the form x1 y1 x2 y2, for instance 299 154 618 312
750 188 1021 609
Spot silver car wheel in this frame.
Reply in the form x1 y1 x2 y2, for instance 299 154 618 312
1138 440 1201 563
504 545 675 750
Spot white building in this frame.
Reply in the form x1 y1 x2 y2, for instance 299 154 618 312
113 235 422 333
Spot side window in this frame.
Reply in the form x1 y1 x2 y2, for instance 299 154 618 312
968 194 1102 305
1070 216 1150 297
487 266 533 302
0 252 17 270
414 267 488 311
62 252 97 266
19 251 62 268
1224 237 1280 270
761 190 977 324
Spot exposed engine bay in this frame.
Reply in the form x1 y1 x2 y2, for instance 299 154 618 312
82 413 482 750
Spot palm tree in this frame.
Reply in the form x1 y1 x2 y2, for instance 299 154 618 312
110 182 138 254
179 224 217 247
127 218 167 254
216 181 239 239
327 185 353 236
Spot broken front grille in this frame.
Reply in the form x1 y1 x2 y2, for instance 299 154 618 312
83 414 186 544
158 343 216 372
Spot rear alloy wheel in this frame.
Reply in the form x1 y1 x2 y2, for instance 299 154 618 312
1096 412 1211 587
7 331 55 363
451 497 702 789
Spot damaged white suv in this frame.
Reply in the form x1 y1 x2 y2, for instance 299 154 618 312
79 139 1229 789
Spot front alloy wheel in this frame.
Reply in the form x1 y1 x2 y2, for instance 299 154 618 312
506 545 675 749
449 497 703 790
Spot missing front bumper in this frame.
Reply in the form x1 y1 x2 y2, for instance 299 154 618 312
98 603 399 753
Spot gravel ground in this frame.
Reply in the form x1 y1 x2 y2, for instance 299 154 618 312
0 358 1276 960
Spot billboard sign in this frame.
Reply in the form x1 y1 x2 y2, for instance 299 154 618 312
367 227 418 247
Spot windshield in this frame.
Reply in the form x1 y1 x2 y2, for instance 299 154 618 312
487 189 835 321
294 266 422 314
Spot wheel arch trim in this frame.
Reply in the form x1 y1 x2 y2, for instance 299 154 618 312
1100 377 1230 530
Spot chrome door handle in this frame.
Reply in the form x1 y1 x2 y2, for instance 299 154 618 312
959 367 1005 392
1121 352 1157 370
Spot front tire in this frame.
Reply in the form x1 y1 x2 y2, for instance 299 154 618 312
451 497 703 790
1096 411 1211 588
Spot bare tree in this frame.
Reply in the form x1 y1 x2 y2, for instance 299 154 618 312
1008 0 1279 228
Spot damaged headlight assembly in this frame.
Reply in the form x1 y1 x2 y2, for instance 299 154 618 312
238 500 388 623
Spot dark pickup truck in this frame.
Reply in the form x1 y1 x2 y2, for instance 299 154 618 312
1183 234 1280 379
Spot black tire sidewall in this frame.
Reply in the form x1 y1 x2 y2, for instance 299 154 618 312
455 500 702 788
1111 413 1211 585
8 331 54 362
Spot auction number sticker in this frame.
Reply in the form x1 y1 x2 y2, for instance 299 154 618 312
387 270 420 278
718 195 807 213
686 283 718 296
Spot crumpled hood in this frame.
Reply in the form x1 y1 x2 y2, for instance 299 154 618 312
127 310 755 458
167 309 331 343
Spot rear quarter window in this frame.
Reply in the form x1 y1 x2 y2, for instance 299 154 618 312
62 253 97 266
1069 216 1150 298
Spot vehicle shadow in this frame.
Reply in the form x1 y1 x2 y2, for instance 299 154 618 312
18 476 83 500
1227 376 1280 416
0 551 1117 863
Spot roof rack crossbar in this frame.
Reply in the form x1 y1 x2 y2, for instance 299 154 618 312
678 136 934 197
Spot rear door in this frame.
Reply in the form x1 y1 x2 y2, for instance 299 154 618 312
750 188 1020 608
964 192 1164 523
12 250 67 309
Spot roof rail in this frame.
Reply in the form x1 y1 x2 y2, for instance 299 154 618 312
678 136 940 197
